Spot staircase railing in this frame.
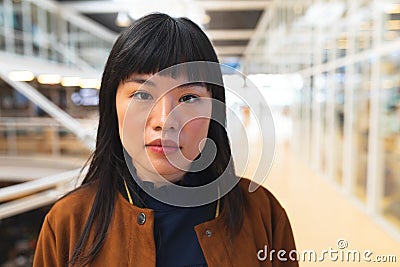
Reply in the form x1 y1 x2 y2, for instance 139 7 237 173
0 167 87 219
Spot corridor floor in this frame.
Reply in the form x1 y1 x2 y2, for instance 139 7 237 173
258 144 400 266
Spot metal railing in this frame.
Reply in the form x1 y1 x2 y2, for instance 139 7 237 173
0 166 86 219
0 117 96 156
0 117 93 219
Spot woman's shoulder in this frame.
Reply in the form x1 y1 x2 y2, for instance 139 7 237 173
237 177 286 220
45 181 99 228
238 177 283 205
236 178 297 261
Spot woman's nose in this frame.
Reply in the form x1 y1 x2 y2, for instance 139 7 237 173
149 96 178 131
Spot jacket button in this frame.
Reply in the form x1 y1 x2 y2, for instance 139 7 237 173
137 212 146 225
205 229 212 237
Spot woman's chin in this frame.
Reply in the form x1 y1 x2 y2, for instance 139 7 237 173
132 157 191 185
147 157 188 174
152 166 186 182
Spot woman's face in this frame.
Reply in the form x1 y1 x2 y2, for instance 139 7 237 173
116 73 212 186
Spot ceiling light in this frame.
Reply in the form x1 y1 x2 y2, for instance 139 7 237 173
37 74 61 84
359 21 373 31
202 14 211 25
8 71 34 82
293 5 303 15
387 20 400 30
337 38 348 49
382 80 394 89
115 12 132 27
61 77 81 87
80 79 101 89
384 3 400 14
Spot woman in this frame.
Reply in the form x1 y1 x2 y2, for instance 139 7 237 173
34 13 298 267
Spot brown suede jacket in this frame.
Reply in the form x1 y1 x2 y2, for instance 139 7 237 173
34 178 298 267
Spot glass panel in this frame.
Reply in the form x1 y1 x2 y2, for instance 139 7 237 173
30 2 39 56
47 10 62 63
320 72 328 173
66 21 75 65
0 0 5 50
334 67 345 184
303 77 312 159
336 34 347 59
336 7 348 59
322 33 334 63
58 125 91 157
12 0 23 55
293 79 305 153
20 0 32 56
380 53 400 229
46 9 54 61
15 125 46 155
75 27 82 63
355 1 373 52
383 1 400 42
37 5 48 59
47 9 54 61
0 123 91 157
307 81 312 161
352 61 371 202
0 125 6 154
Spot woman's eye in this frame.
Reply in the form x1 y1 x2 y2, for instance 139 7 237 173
132 91 153 100
179 94 199 103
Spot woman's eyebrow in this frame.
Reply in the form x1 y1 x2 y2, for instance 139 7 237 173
124 78 206 89
177 82 207 89
125 77 156 86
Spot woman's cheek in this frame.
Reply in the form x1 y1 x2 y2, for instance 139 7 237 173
181 118 210 158
116 99 129 138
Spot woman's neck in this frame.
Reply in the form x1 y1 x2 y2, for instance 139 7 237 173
134 166 185 189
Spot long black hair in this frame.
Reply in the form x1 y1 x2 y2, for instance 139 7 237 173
70 13 244 266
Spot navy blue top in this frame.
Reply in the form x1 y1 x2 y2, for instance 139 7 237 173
120 178 217 267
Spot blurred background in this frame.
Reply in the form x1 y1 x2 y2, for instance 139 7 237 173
0 0 399 266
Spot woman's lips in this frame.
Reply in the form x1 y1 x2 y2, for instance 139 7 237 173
146 139 180 155
147 145 179 154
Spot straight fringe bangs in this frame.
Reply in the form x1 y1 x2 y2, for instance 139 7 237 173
115 14 223 88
